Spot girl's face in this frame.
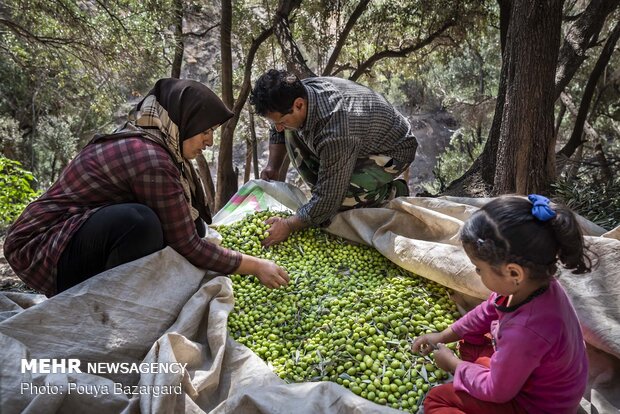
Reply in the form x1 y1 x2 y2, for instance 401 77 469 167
182 126 219 159
464 247 517 296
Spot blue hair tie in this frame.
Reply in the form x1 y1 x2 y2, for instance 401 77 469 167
528 194 556 222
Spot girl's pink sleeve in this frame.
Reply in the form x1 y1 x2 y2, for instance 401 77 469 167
450 294 497 344
453 324 550 403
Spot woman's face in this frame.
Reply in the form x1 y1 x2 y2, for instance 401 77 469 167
182 125 219 159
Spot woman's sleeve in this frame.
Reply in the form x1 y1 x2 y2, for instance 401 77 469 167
129 146 241 274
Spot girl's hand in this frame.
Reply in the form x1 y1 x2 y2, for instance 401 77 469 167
411 327 460 356
411 332 444 356
433 343 461 373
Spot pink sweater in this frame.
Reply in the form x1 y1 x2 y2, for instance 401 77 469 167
450 279 587 413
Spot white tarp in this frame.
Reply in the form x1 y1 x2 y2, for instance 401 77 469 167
1 181 618 413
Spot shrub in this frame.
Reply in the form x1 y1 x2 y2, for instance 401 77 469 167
0 156 39 225
553 176 620 230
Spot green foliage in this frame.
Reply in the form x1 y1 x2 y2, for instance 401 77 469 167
34 115 79 187
0 157 40 225
0 116 22 157
289 0 491 80
553 176 620 231
0 0 174 184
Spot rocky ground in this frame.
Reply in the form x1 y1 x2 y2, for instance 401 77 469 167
0 232 35 293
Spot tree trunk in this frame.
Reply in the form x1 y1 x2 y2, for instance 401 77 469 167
170 0 184 79
593 142 613 184
215 1 298 210
244 137 252 183
50 154 57 183
195 154 216 212
444 0 511 194
249 110 260 179
215 0 237 210
561 144 582 181
557 91 604 175
554 101 566 139
278 155 290 182
493 0 563 195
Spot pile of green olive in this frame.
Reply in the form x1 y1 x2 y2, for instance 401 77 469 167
216 211 460 412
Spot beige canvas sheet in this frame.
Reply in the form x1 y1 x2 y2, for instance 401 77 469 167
0 193 618 413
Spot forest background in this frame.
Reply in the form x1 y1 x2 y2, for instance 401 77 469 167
0 0 619 235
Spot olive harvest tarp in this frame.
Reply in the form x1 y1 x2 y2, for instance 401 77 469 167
0 179 618 414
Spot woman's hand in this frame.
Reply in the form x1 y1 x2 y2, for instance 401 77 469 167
253 258 290 288
433 343 461 374
235 255 289 289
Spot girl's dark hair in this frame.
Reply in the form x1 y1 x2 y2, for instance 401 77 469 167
249 69 308 116
460 196 592 280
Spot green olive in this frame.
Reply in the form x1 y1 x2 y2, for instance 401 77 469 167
220 210 461 413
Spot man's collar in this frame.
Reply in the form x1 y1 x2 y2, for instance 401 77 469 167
301 82 316 134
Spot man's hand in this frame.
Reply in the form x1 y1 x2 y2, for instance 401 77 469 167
262 215 308 247
262 217 292 246
260 165 279 181
260 143 287 181
253 258 290 288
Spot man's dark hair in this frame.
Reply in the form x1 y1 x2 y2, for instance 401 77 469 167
249 69 307 116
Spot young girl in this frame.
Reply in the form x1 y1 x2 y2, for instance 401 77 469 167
411 195 591 414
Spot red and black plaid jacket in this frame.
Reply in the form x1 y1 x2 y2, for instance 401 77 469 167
4 137 241 296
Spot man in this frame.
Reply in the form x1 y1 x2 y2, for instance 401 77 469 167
250 69 418 246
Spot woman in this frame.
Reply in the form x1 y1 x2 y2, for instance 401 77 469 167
4 78 289 297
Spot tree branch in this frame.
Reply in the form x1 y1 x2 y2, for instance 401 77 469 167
554 0 620 99
232 25 276 116
184 23 220 38
93 0 130 35
349 17 457 81
322 0 370 76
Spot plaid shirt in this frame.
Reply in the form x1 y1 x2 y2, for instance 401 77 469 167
4 137 241 296
270 77 417 225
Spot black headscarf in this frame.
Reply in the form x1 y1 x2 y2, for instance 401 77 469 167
91 78 234 226
144 78 234 142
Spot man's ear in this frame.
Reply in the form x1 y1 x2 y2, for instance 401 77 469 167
504 263 526 286
293 97 305 112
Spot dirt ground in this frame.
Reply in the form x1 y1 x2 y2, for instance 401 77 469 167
0 233 36 293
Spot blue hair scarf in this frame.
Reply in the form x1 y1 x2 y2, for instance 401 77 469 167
528 194 556 222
